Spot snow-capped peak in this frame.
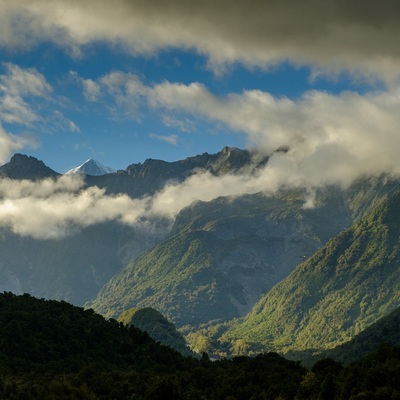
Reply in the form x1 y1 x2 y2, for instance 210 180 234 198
65 159 117 176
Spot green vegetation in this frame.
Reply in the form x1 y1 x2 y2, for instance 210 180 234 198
89 188 353 332
1 293 400 399
220 191 400 355
118 307 195 357
317 305 400 365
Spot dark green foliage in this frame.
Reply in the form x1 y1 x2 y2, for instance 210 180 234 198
1 293 400 399
0 293 309 399
0 292 189 373
118 307 195 357
313 305 400 365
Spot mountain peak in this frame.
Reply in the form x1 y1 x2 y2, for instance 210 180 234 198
0 153 59 180
66 159 117 176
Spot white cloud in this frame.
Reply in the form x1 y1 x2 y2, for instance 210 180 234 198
0 175 150 239
80 70 400 188
149 133 178 145
0 63 51 97
0 63 51 126
82 78 101 102
0 64 80 139
0 156 296 239
162 115 195 132
0 123 38 164
1 1 400 81
0 94 38 125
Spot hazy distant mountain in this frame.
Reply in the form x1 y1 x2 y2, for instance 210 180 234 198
66 158 117 176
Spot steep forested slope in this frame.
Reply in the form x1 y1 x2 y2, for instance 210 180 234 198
89 188 353 328
322 305 400 364
221 190 400 354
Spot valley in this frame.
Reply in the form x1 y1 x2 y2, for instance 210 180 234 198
0 148 399 362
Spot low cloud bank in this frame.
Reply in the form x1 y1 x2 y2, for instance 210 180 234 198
0 175 147 239
0 142 397 240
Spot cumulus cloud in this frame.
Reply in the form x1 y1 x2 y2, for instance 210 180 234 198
0 175 150 239
150 82 400 186
0 63 51 125
0 63 80 138
82 78 101 102
1 0 400 81
0 123 38 164
0 63 51 97
79 70 400 188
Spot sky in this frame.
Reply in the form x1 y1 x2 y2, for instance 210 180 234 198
2 0 400 238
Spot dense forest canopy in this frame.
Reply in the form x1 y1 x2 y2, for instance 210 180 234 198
0 293 399 399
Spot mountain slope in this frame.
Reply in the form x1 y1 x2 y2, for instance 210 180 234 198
66 158 117 176
0 148 256 305
0 292 190 373
322 305 400 364
220 190 400 354
88 188 353 328
118 307 194 357
0 154 60 179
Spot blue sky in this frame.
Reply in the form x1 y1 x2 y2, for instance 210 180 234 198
0 0 399 175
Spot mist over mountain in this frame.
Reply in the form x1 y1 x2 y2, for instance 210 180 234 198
0 147 399 363
0 147 266 305
85 146 258 198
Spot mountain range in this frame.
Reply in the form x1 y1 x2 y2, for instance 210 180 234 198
0 148 399 360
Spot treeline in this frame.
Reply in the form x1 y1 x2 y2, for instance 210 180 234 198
0 293 399 399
